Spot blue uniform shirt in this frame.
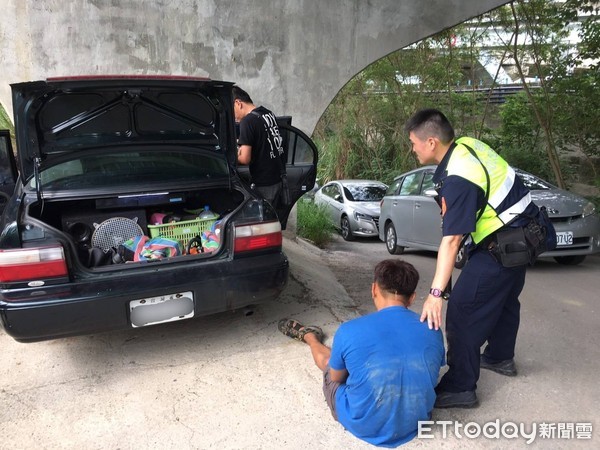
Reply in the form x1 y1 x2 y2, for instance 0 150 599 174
433 143 484 237
329 306 445 447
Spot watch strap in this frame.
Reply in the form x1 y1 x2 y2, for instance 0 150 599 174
429 288 443 298
430 288 450 300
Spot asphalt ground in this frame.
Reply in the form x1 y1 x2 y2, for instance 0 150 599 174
0 235 598 449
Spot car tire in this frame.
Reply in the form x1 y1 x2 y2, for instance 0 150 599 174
454 243 467 269
385 223 404 255
554 255 586 265
341 216 355 241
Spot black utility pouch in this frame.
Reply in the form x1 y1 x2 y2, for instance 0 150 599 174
523 219 546 262
490 227 531 267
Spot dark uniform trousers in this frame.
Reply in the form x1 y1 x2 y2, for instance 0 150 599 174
437 248 527 393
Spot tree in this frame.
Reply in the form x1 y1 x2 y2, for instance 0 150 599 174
314 0 598 190
314 28 491 185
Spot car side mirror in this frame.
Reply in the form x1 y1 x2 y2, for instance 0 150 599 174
334 194 343 203
423 188 438 197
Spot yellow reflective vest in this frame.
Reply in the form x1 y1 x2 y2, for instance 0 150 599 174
445 137 532 244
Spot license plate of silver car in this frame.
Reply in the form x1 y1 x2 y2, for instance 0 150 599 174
129 291 194 328
556 231 573 246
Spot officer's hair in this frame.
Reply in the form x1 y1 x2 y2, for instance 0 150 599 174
232 85 253 104
373 259 419 306
404 108 455 145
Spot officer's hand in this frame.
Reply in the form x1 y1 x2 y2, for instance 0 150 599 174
420 295 443 330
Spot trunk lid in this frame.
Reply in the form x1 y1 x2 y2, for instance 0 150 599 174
11 76 237 187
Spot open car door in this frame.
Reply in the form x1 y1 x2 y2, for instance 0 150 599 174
276 123 318 229
0 130 17 216
237 121 318 230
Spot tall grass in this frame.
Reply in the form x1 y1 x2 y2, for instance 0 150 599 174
296 200 334 248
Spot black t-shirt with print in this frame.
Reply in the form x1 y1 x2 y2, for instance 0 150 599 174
238 106 285 186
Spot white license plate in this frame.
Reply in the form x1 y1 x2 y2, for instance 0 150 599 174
556 231 574 246
129 291 194 328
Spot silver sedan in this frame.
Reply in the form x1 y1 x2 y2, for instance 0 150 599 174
314 180 388 241
379 166 600 265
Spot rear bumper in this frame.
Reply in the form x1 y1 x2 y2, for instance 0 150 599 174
0 252 288 342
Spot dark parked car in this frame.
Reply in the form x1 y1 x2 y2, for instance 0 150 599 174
0 76 317 342
379 165 600 265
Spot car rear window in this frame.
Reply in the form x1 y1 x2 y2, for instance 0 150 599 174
34 149 229 190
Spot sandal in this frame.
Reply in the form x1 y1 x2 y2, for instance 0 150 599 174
278 318 323 343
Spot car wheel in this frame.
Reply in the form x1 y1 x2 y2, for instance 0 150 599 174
454 243 467 269
554 255 586 265
341 216 355 241
385 223 404 255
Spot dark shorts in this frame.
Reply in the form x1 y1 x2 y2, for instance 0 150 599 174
322 367 341 421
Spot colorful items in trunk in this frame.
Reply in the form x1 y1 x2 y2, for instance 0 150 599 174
119 236 182 261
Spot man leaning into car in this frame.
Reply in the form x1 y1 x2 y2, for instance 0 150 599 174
233 86 286 207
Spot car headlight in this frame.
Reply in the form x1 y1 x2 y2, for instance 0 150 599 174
354 212 373 221
582 201 596 218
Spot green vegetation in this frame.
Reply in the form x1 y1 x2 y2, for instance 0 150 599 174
0 102 16 153
0 103 13 132
296 200 334 248
314 0 599 197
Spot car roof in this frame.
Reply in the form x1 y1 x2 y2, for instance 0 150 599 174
328 179 387 186
392 165 436 181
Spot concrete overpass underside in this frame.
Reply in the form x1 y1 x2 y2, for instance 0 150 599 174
1 0 509 134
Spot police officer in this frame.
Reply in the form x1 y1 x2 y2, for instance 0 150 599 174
404 109 539 408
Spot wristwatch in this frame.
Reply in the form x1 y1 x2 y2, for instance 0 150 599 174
429 288 449 300
429 288 443 298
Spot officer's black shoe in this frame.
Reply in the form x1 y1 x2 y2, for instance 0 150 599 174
434 390 479 409
480 355 517 376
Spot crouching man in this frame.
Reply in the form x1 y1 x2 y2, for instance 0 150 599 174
279 259 445 447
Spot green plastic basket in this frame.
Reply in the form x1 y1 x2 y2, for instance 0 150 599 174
148 218 217 250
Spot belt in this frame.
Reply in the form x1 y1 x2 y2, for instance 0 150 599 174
477 229 503 251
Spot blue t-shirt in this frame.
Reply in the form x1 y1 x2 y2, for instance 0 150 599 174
329 306 445 447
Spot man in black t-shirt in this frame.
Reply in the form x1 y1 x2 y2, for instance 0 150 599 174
233 86 286 206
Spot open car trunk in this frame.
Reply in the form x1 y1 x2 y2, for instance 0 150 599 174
0 77 313 342
25 187 246 269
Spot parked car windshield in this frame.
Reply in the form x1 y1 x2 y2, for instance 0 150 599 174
515 169 553 190
344 184 387 202
34 148 229 190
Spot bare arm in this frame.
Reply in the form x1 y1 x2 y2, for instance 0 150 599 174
420 234 463 330
237 145 252 165
329 367 349 383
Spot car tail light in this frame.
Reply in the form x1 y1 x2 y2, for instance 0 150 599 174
0 246 68 283
234 221 282 253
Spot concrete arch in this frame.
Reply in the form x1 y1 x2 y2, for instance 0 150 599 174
1 0 508 134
